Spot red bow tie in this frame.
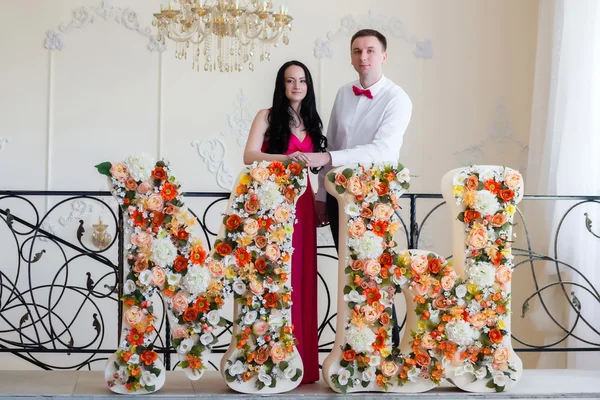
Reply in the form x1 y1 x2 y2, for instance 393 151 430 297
352 85 373 99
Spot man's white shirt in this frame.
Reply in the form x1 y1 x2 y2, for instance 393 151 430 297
316 75 412 201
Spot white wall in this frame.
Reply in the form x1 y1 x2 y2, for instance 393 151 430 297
0 0 542 371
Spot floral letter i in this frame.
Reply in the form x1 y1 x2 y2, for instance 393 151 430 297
322 163 523 394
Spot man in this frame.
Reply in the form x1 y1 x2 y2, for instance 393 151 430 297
306 29 412 347
307 28 412 248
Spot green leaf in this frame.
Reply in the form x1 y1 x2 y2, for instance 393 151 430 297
218 317 229 327
291 368 302 382
257 381 266 390
485 379 496 389
113 361 120 370
279 361 289 372
327 173 336 183
495 385 505 392
457 212 465 222
342 168 353 179
225 371 235 382
336 185 346 194
145 385 156 392
95 162 112 177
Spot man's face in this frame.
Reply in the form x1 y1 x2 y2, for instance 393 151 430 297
351 36 387 80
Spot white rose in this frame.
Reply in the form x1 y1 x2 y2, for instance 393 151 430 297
139 371 158 387
475 367 488 380
407 366 420 382
345 203 361 218
124 279 136 294
232 280 247 296
258 370 272 386
151 237 177 268
337 368 351 386
124 153 155 182
243 311 258 325
344 289 365 303
200 332 213 346
177 338 195 354
453 171 468 186
492 370 507 387
228 360 247 376
167 272 181 286
138 270 153 287
269 310 285 328
184 265 212 295
206 310 220 326
455 284 467 298
362 367 376 382
477 167 497 182
429 309 440 324
397 168 410 183
369 356 381 367
392 273 409 287
128 354 140 364
283 366 296 380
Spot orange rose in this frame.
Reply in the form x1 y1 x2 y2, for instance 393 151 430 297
254 235 268 248
226 214 242 231
173 255 188 272
244 199 260 214
466 175 479 191
288 163 302 176
498 189 515 202
342 350 356 362
140 350 158 366
489 328 503 344
284 187 297 203
415 351 431 367
463 209 481 223
254 258 267 274
125 177 138 191
215 242 233 256
379 312 391 326
176 228 189 241
491 213 507 227
236 184 247 196
334 173 347 186
351 260 364 271
182 307 198 322
375 182 389 196
428 258 442 274
264 292 279 308
360 207 373 219
151 211 164 227
255 347 269 364
379 253 393 266
152 167 167 181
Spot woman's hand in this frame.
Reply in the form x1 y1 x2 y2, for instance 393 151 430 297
287 151 310 164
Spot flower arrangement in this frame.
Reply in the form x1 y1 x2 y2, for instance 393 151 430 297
97 154 228 393
327 164 523 393
222 160 305 390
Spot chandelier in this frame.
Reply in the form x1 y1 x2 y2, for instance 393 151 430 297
153 0 293 72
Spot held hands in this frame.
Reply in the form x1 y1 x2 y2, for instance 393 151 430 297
287 152 331 168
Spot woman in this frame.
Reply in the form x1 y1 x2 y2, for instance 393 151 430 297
243 60 326 384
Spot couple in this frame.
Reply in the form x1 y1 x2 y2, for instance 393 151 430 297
243 28 412 384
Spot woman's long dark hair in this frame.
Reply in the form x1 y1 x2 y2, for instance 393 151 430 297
264 60 327 172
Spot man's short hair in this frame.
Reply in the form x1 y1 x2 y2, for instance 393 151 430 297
351 29 387 51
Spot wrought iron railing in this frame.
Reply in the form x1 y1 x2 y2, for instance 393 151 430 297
1 190 598 371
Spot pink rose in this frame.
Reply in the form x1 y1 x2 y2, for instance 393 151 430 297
468 312 487 329
347 176 363 196
504 172 522 190
441 275 456 291
250 167 269 183
493 347 510 364
381 361 399 377
171 292 189 313
110 163 129 182
411 254 429 275
373 204 393 220
243 218 259 235
270 344 286 363
495 265 512 284
137 181 153 195
125 306 143 325
207 259 226 278
363 259 381 277
362 305 379 323
252 320 269 336
171 324 188 339
413 281 428 296
348 219 367 238
421 334 437 349
265 244 281 262
131 231 153 248
151 267 166 287
146 193 164 212
249 279 265 295
274 206 291 223
467 226 487 249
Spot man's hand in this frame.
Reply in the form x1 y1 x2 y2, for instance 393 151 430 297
315 200 329 227
306 152 332 168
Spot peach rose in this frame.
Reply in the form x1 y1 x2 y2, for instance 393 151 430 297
363 259 381 277
146 193 164 212
334 173 347 187
347 176 363 196
254 235 268 248
274 206 291 223
491 213 507 228
413 281 428 296
504 172 522 190
109 163 129 182
441 275 457 291
125 177 138 191
381 361 399 377
125 306 143 325
379 312 391 326
348 219 367 238
270 344 286 363
421 333 437 349
131 231 153 248
411 254 429 275
137 181 153 195
265 244 281 262
360 206 373 219
493 347 510 364
255 347 269 364
468 312 487 329
171 324 188 339
362 305 379 323
243 218 259 235
244 199 260 214
133 259 148 273
495 265 512 284
351 260 364 271
207 259 226 278
250 166 269 183
171 292 189 313
467 226 487 249
151 267 166 287
466 175 479 191
252 320 269 336
373 204 393 220
249 279 265 295
432 295 451 310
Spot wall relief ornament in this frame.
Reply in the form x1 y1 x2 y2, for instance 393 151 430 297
191 138 235 190
44 0 164 53
96 154 306 394
0 136 8 155
322 163 523 393
314 10 433 59
227 90 254 147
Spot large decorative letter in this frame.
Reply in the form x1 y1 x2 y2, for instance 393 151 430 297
323 164 523 393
